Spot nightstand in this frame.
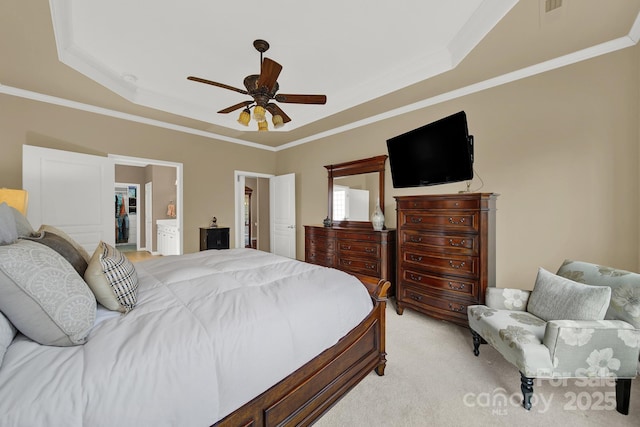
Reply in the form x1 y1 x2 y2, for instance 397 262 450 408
200 227 230 250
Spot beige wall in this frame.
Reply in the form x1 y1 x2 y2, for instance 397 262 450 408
277 44 640 289
1 44 638 289
0 95 277 253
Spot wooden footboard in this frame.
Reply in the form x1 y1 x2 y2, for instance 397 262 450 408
213 278 390 427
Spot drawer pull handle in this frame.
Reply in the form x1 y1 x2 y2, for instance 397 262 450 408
448 217 466 224
449 260 466 269
449 239 466 247
365 263 376 270
342 260 352 266
411 217 423 223
410 255 423 262
410 274 422 282
449 303 466 312
365 247 376 253
410 236 423 243
409 293 423 301
448 282 465 290
341 245 351 250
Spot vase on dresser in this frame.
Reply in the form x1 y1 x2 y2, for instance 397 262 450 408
371 199 385 231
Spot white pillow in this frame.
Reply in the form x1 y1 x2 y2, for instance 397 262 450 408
84 241 139 313
0 240 96 346
0 311 17 366
0 203 18 245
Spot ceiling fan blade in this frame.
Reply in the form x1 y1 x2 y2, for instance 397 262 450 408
275 94 327 104
256 58 283 92
217 100 253 114
265 103 291 123
187 76 248 95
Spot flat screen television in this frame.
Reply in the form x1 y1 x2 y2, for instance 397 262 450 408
386 111 474 188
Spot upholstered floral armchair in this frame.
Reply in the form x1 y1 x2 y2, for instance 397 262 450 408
468 260 640 415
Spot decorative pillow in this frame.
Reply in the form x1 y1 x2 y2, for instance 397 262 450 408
0 203 18 245
556 259 640 328
0 311 17 367
8 205 34 237
37 225 91 263
0 240 96 346
84 241 138 313
527 267 611 321
21 231 89 277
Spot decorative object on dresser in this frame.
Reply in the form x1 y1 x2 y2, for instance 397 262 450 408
200 226 230 250
395 193 497 327
305 155 396 288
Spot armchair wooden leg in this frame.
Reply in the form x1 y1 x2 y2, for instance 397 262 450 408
471 330 486 356
615 378 631 415
520 373 534 411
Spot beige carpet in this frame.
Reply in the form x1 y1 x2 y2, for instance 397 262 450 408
315 301 640 427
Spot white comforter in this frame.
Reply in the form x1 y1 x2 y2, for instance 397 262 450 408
0 249 373 426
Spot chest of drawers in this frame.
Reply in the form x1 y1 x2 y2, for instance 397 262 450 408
304 225 395 287
395 193 497 326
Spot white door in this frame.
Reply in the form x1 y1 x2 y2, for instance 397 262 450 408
22 145 115 254
145 182 153 252
270 173 296 258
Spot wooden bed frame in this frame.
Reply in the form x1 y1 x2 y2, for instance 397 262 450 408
214 277 390 427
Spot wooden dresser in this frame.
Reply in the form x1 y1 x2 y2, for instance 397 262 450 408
395 193 497 327
305 226 396 287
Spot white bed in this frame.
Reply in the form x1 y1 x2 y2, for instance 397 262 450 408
0 248 377 426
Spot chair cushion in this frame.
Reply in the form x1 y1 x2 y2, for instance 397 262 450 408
527 268 611 321
556 260 640 328
468 305 553 377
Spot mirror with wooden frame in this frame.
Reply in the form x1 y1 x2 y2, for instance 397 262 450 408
325 155 387 229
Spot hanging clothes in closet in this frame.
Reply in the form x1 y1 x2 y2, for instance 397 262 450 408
115 193 129 243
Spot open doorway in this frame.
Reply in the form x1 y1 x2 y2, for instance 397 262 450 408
236 172 271 251
110 154 183 255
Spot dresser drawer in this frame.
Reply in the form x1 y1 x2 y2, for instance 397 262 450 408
398 211 479 232
336 240 380 258
401 268 478 298
306 250 334 267
396 198 481 211
335 230 381 242
399 285 471 320
401 249 478 278
400 230 478 255
337 257 380 277
306 237 335 253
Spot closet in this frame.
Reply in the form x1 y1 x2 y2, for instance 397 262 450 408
115 184 138 248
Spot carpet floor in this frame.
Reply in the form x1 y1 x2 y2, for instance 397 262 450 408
315 300 640 427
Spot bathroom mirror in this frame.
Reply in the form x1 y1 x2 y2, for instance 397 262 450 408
325 155 387 228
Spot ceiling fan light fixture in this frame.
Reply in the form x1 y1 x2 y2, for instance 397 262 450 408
257 120 268 131
237 108 251 126
272 114 284 129
253 105 266 121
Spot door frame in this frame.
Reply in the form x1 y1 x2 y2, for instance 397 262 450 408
234 170 274 250
110 154 184 255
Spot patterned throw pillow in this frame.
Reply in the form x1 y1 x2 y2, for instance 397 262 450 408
84 241 138 313
21 232 89 277
0 240 96 346
527 267 611 321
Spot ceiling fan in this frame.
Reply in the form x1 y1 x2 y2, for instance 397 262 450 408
187 39 327 131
